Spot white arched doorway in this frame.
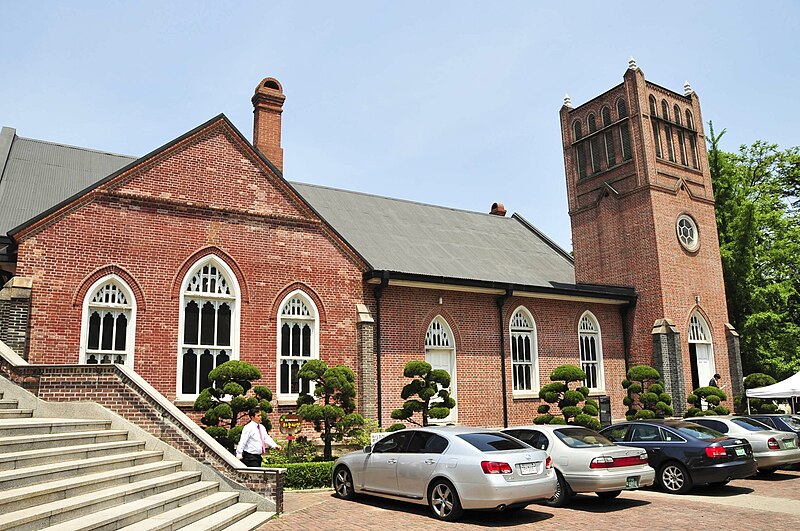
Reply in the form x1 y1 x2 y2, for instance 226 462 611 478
425 316 457 423
688 312 715 390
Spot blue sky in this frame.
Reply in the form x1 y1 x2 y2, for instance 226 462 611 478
2 1 798 250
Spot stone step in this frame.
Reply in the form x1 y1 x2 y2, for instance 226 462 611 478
0 408 33 419
0 449 164 490
0 460 186 514
0 418 112 437
0 399 19 409
0 439 146 471
223 510 277 531
37 481 221 531
0 472 205 530
116 491 242 531
0 428 129 453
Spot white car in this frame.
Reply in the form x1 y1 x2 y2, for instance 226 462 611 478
332 426 557 521
687 416 800 472
504 425 655 506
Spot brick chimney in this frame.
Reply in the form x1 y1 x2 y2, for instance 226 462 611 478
489 202 506 216
252 77 286 173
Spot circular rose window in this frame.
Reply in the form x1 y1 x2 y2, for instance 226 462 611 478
676 214 699 252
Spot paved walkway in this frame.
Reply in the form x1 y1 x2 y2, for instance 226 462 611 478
261 469 800 530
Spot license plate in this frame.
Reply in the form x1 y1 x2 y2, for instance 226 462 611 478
519 462 538 475
784 439 796 449
626 476 639 489
735 447 746 456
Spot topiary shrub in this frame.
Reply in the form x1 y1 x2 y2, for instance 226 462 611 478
734 373 780 414
390 360 456 427
536 365 600 430
193 360 274 451
685 386 728 416
282 461 335 489
622 365 674 420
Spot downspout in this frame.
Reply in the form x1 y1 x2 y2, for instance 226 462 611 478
373 277 389 427
496 289 512 428
620 301 633 373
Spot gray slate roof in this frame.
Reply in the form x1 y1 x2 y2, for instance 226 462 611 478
0 127 136 237
0 124 580 291
292 182 575 287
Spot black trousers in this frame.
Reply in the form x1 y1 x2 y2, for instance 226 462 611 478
242 451 262 468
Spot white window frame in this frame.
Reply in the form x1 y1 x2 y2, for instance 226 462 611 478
689 312 716 375
578 311 604 392
79 274 136 367
276 289 320 401
425 316 457 424
176 255 241 400
509 307 539 397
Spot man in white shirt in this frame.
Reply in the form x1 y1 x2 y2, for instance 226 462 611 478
236 407 281 467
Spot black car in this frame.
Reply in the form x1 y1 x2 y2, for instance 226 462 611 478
599 420 758 494
747 414 800 436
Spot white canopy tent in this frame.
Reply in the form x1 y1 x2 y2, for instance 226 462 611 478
745 371 800 414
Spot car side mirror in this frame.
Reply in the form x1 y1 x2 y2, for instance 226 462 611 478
363 445 372 454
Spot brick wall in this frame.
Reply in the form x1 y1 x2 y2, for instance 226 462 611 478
13 119 367 418
377 285 629 427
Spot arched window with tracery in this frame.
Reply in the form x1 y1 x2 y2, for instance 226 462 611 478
510 308 539 395
81 275 136 366
573 120 588 179
178 256 239 398
578 311 604 391
688 312 715 391
277 290 319 398
616 98 632 160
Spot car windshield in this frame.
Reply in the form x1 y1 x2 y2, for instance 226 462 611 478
554 427 615 448
675 425 724 440
732 418 771 431
781 416 800 430
458 432 529 452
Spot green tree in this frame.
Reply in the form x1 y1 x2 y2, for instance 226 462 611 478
622 365 673 420
535 365 600 430
193 360 274 451
735 373 780 414
296 360 366 460
709 123 800 380
391 360 456 427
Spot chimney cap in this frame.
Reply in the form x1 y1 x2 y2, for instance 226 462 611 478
490 202 507 216
256 77 283 94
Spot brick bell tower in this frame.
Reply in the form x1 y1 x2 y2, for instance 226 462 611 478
559 58 744 413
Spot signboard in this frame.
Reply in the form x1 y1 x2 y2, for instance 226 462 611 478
279 414 302 436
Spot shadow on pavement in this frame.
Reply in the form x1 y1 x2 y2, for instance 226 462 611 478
748 470 800 482
684 485 754 497
337 495 555 526
540 494 651 513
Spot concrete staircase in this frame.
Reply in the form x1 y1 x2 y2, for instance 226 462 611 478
0 389 274 531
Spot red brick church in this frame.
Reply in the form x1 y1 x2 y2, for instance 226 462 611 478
0 61 742 426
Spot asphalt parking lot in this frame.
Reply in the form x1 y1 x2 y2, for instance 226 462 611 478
261 468 800 530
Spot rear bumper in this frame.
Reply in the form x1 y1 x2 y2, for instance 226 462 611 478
458 469 558 510
753 449 800 469
565 466 655 493
692 459 758 484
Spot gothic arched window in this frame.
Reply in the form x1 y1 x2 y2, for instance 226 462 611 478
81 275 136 367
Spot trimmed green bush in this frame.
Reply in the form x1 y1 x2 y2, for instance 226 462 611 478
622 365 673 420
685 386 728 416
536 365 599 428
282 461 335 489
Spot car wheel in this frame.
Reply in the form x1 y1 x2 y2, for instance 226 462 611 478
596 490 621 500
708 480 729 487
332 466 356 500
544 470 570 507
428 479 464 521
659 462 693 494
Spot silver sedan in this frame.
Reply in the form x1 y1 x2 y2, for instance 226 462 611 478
687 416 800 472
504 425 655 506
332 426 556 521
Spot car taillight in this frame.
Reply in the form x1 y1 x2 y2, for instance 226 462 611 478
705 446 728 458
545 456 553 469
481 461 513 474
589 453 646 469
767 438 780 450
